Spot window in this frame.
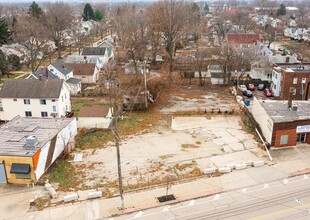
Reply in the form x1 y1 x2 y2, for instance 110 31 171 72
25 111 32 117
274 84 276 89
52 99 56 102
24 99 30 105
41 112 48 117
13 99 17 101
302 78 306 84
52 106 56 112
293 78 298 84
275 73 277 79
65 93 67 99
280 135 288 145
15 173 31 179
10 163 31 179
40 99 46 105
62 96 64 102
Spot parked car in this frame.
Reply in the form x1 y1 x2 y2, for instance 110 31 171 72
257 84 265 91
247 84 255 91
264 88 273 97
238 85 247 91
243 90 253 98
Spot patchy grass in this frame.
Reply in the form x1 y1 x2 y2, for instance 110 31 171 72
181 144 200 149
46 160 78 190
76 110 163 149
72 99 109 116
159 154 175 160
241 115 255 133
0 73 22 84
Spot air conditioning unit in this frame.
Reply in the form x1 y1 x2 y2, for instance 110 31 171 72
26 136 38 148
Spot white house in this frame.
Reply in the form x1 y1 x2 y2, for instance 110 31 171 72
33 63 81 95
271 67 282 97
0 79 71 121
69 63 100 84
48 60 74 81
77 106 113 129
81 47 111 69
0 117 77 184
65 55 108 70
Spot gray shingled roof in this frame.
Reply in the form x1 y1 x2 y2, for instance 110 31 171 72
0 79 64 99
50 60 73 75
82 47 106 56
66 77 81 84
32 68 58 80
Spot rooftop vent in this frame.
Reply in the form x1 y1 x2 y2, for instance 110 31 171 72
26 136 38 148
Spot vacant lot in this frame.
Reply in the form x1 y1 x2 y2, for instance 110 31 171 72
71 115 262 192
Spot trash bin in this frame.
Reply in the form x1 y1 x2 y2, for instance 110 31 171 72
244 99 250 106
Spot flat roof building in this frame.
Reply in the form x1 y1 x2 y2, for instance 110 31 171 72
0 117 77 184
252 97 310 148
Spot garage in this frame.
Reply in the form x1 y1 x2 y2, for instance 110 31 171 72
0 162 7 183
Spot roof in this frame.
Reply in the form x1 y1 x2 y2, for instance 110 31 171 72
32 68 58 80
208 65 223 71
0 79 64 99
70 63 96 76
257 99 310 123
227 33 261 45
78 106 110 117
65 55 98 64
50 60 73 75
0 117 75 157
66 77 81 84
82 47 106 56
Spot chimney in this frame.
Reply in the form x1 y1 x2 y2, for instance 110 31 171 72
45 67 48 78
39 74 43 81
288 87 295 108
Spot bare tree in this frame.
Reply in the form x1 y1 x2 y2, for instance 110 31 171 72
14 15 49 73
113 5 147 74
211 14 232 47
192 49 211 86
147 0 192 73
46 2 73 59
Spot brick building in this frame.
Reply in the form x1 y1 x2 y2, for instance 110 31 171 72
226 33 262 48
271 66 310 100
252 97 310 147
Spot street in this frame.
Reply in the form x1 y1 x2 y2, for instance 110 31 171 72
112 175 310 220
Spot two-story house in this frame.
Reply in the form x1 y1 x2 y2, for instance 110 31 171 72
31 64 81 95
226 33 262 49
69 63 99 84
271 65 310 100
0 79 71 121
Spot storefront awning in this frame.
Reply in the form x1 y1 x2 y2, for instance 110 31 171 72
10 163 30 174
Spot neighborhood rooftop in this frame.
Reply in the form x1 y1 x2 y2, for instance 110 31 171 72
69 63 96 75
0 117 74 157
78 106 110 117
82 47 106 56
227 33 261 44
0 79 64 99
258 99 310 123
50 60 73 75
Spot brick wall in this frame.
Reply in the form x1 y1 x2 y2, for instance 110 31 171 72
272 119 310 147
281 69 310 100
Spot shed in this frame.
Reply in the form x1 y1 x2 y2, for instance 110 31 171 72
77 106 113 129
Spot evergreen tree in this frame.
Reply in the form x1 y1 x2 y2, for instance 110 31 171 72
28 1 43 19
204 3 209 13
83 3 95 21
94 9 103 21
0 49 8 75
8 54 21 71
277 4 286 17
0 17 11 46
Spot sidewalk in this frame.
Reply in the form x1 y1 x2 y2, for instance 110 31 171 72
10 159 308 220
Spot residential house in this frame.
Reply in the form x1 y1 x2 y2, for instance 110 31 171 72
226 33 262 48
48 60 73 81
0 79 71 121
65 55 108 70
81 47 111 69
252 97 310 147
69 63 99 84
271 65 310 100
77 106 112 129
30 67 82 95
0 117 77 184
208 65 225 85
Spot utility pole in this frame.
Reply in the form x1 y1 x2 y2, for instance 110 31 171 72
111 110 124 209
142 60 148 109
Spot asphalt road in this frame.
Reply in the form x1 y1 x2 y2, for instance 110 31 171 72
111 175 310 220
